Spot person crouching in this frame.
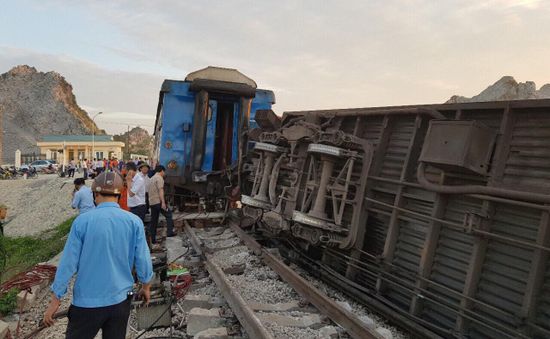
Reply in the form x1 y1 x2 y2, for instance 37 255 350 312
71 178 95 214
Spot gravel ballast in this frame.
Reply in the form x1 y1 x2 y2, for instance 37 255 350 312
290 263 409 339
0 175 79 237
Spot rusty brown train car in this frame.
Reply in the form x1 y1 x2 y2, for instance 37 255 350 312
240 99 550 338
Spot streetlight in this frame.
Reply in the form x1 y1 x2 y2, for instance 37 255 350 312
92 111 103 161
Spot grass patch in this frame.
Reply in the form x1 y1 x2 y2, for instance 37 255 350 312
1 217 75 282
0 288 19 316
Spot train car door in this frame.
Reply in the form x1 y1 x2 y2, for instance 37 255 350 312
202 100 217 172
202 99 239 172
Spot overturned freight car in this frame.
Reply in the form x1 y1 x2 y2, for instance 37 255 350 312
241 99 550 338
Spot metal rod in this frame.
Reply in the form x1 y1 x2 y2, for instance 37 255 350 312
369 175 550 211
417 162 550 204
365 197 463 229
365 197 550 252
324 247 514 320
316 247 526 339
256 153 274 202
309 157 334 219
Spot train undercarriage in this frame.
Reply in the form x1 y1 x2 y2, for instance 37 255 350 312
239 100 550 338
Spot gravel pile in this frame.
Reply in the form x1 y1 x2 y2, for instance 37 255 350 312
227 273 298 304
290 264 408 339
206 236 241 249
0 175 79 237
195 227 225 238
198 228 236 241
128 326 185 339
244 264 279 281
210 245 250 269
16 279 81 339
264 322 325 339
191 283 223 298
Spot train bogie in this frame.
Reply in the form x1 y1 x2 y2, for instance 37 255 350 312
242 100 550 338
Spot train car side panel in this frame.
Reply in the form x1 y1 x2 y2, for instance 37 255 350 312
158 81 195 180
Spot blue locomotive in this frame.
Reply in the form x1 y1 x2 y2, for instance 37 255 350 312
153 67 275 210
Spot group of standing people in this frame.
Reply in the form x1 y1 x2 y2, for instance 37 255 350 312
70 159 175 244
65 157 123 179
51 158 176 338
125 162 176 244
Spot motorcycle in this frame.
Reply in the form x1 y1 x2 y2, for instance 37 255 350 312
20 166 38 179
41 164 56 174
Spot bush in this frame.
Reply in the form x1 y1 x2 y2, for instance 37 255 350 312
0 288 19 316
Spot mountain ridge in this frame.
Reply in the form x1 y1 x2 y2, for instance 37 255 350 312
0 65 102 164
447 76 550 103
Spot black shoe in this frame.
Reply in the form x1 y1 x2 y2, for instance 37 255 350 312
167 233 176 237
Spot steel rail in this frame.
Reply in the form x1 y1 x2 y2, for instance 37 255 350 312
229 222 383 339
183 222 202 256
183 221 274 339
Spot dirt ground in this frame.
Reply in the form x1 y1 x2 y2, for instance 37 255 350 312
0 174 80 237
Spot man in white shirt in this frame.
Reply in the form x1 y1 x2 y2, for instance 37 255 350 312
128 163 148 223
81 158 88 179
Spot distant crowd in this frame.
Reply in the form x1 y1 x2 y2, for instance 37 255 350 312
64 157 149 179
70 157 175 246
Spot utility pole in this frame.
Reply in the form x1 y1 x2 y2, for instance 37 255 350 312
92 112 103 160
126 125 130 160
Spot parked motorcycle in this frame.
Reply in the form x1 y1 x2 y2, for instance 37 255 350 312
41 164 56 174
20 166 38 178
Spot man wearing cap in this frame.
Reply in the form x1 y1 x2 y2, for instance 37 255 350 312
128 162 149 222
43 172 153 339
149 165 175 243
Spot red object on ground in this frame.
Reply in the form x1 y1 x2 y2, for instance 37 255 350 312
0 264 57 295
170 273 192 300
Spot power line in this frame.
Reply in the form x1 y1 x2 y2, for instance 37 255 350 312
100 121 155 128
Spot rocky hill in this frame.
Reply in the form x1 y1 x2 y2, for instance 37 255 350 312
447 76 550 103
113 126 153 157
0 65 101 164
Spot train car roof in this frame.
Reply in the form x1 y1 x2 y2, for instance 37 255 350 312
154 78 275 134
185 66 257 89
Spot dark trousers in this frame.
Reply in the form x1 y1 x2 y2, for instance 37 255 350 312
150 203 175 243
66 297 131 339
130 204 147 223
68 169 75 177
83 168 88 179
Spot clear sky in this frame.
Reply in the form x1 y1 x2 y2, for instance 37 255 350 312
1 0 549 134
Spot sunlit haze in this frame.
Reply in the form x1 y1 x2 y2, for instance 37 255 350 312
1 0 549 134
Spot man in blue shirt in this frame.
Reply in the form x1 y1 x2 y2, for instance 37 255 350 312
71 178 95 214
44 172 153 339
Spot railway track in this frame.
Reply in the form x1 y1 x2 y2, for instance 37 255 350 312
183 220 399 339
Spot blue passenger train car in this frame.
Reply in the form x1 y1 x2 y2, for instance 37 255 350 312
153 67 275 210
